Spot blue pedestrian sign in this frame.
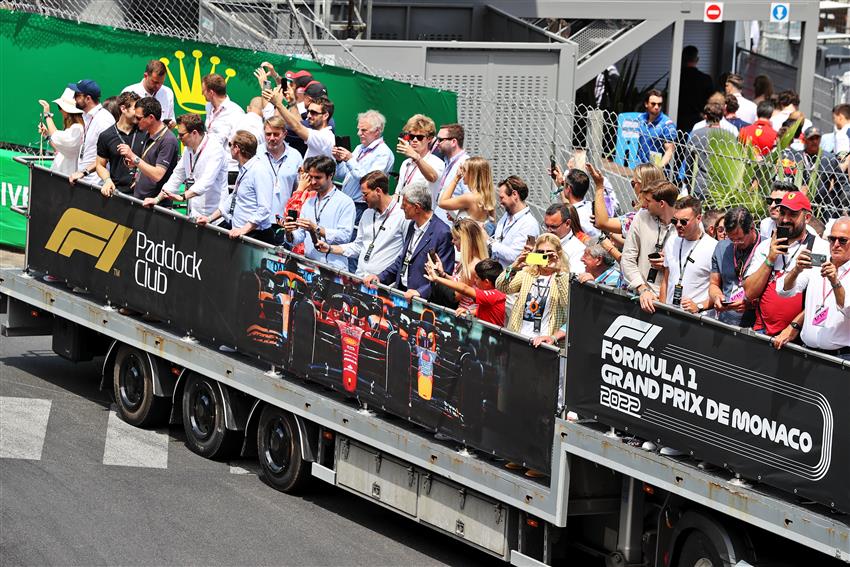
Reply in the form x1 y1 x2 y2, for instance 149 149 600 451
770 2 790 23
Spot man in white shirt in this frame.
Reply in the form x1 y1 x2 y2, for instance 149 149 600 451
433 122 469 221
394 114 445 211
267 85 335 160
122 60 175 127
543 203 585 274
317 171 406 277
333 109 395 221
832 104 850 156
234 97 267 154
490 176 540 267
560 168 599 237
202 73 245 180
144 113 227 219
660 196 718 313
777 217 850 359
725 73 757 125
67 79 115 185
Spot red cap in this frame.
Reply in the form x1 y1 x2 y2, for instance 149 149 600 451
779 191 811 212
285 70 313 88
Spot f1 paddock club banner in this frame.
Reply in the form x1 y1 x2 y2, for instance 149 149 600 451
24 166 559 474
566 282 850 513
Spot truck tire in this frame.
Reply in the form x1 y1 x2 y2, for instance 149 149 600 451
256 405 308 493
677 530 724 567
182 374 237 459
113 345 167 427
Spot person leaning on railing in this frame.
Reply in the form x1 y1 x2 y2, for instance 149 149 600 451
37 89 84 176
496 233 570 340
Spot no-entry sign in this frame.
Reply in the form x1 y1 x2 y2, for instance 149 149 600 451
704 2 724 22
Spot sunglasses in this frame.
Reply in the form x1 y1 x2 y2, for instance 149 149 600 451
827 236 849 245
671 218 692 226
307 109 324 116
765 197 783 206
435 136 455 143
401 132 428 141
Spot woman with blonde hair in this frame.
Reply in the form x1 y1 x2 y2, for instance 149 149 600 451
437 156 497 233
590 162 664 238
451 219 488 310
496 233 570 339
37 88 84 176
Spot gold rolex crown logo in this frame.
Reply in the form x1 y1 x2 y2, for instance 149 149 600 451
159 49 236 114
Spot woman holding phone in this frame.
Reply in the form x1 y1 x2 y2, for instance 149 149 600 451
437 156 497 234
589 162 664 238
37 89 84 176
496 233 570 338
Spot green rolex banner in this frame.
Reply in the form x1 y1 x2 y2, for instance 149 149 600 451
0 150 35 249
0 10 456 167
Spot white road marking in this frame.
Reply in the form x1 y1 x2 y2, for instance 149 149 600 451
229 461 257 475
0 397 52 460
102 411 168 469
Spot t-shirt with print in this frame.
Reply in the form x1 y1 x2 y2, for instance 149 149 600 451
519 275 554 338
474 287 506 327
97 126 148 192
133 129 179 200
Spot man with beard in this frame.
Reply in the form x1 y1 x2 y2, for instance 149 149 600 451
67 79 115 185
91 91 146 196
777 217 850 359
122 60 175 127
744 192 829 342
118 97 179 201
266 85 335 160
708 207 763 327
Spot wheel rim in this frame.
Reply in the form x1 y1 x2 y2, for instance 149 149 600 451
189 382 216 441
119 354 145 411
264 417 292 475
693 560 713 567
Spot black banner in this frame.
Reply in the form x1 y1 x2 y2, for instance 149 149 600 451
25 166 559 473
566 282 850 513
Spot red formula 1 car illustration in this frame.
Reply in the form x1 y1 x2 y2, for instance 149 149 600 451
290 291 411 402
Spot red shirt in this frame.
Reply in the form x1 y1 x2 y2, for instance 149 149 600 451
474 288 506 327
739 119 777 156
754 276 803 335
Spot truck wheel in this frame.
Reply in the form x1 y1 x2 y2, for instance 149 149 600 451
256 406 308 493
677 530 724 567
113 345 167 427
182 374 236 459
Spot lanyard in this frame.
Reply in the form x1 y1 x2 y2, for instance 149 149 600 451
733 235 761 283
821 265 850 305
677 234 704 285
229 163 251 216
403 224 427 274
113 125 138 151
206 104 224 130
595 266 617 284
498 208 529 242
314 189 335 225
655 218 672 252
140 126 168 162
80 106 106 159
527 275 553 332
266 151 288 190
188 136 209 177
439 153 465 188
401 160 419 188
363 202 397 263
357 140 384 161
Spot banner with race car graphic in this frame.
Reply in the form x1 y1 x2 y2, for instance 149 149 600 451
565 282 850 514
24 165 560 474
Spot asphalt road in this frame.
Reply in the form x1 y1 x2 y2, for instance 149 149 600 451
0 332 502 566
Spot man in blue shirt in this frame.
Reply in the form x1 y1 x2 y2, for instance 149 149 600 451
196 130 276 244
637 89 677 168
708 207 762 327
260 116 302 241
283 155 355 270
332 109 395 222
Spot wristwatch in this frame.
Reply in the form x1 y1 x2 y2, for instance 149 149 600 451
133 156 141 166
832 281 843 290
42 112 54 118
696 303 705 312
790 321 802 331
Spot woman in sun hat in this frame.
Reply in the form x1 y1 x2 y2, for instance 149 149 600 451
37 88 84 175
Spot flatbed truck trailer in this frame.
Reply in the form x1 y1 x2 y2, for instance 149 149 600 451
2 159 849 566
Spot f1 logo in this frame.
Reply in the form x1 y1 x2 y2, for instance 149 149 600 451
45 208 133 272
603 315 663 349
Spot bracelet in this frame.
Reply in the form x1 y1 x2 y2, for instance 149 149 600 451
640 288 653 295
765 258 775 268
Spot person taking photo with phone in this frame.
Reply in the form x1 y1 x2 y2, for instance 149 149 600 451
776 217 850 359
394 114 445 199
743 191 830 344
496 233 570 339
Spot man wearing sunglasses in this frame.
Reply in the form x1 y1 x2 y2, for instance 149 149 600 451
395 114 445 213
759 180 817 239
658 197 717 314
744 192 830 343
265 85 335 160
636 89 676 169
777 217 850 359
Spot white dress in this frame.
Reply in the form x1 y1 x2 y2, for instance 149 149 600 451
49 124 84 176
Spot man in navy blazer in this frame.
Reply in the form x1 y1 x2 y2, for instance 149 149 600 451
363 181 454 300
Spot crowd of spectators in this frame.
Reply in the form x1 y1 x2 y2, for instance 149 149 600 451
37 55 850 360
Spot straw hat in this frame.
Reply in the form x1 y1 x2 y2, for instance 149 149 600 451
52 88 83 114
